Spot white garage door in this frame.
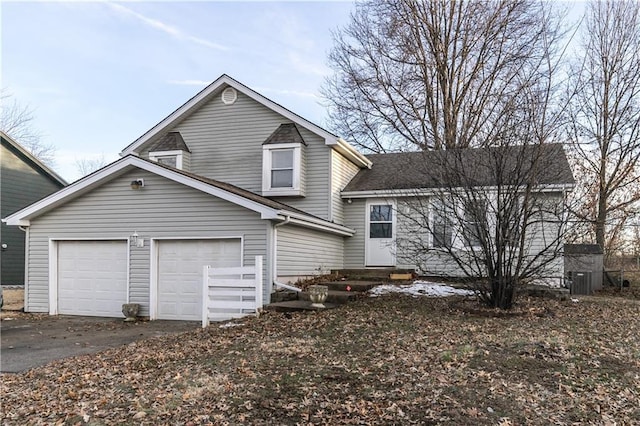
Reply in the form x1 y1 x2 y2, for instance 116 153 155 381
157 239 241 320
58 240 128 317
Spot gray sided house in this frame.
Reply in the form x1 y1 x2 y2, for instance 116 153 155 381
3 75 574 320
1 132 67 285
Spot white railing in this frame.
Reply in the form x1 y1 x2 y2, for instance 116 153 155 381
202 256 263 328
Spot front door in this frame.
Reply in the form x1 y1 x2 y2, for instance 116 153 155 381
366 201 396 266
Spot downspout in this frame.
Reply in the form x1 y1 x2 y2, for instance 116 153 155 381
272 216 302 293
18 226 29 312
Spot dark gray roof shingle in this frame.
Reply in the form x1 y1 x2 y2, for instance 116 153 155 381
564 244 604 255
148 132 190 152
138 156 313 217
343 144 574 192
262 123 307 146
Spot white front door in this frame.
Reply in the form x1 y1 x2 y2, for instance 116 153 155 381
366 201 396 266
57 240 128 317
157 239 241 320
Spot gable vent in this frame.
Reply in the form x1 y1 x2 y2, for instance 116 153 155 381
221 87 237 105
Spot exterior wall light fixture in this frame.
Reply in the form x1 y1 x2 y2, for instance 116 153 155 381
130 179 144 189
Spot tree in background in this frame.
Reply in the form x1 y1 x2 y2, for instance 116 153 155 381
75 154 108 177
323 0 566 152
0 90 56 166
566 0 640 261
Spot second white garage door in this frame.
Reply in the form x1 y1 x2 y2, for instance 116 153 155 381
157 239 241 320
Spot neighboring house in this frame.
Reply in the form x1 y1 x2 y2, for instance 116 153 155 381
2 75 574 320
1 132 67 286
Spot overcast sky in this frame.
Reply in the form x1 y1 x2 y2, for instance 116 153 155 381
2 1 586 183
2 1 355 182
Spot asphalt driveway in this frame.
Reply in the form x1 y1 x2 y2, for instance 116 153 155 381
0 313 198 373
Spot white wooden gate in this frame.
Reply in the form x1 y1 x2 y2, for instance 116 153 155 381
202 256 263 328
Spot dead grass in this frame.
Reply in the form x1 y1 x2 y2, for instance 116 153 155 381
2 293 640 425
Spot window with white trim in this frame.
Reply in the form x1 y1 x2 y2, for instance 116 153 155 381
463 199 487 247
432 209 453 248
262 143 303 196
149 150 184 169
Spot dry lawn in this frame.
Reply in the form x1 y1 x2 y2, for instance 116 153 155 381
1 293 640 425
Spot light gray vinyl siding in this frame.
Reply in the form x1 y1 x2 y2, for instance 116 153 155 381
331 150 361 225
276 225 344 279
343 198 367 268
139 89 331 220
1 142 65 285
129 242 149 308
25 169 267 314
394 194 565 283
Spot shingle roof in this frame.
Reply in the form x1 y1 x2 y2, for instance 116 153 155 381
564 244 604 255
148 132 190 152
343 144 574 192
141 157 314 217
262 123 307 146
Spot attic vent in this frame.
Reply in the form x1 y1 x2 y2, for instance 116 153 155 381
221 87 237 105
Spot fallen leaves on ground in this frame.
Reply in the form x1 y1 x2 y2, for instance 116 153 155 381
2 294 640 425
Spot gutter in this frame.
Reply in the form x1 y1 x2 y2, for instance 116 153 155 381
277 211 355 237
341 183 576 199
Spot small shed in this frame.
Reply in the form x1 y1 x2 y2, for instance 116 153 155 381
564 244 604 294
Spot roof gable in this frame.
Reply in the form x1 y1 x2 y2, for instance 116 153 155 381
1 131 67 187
2 155 354 236
120 74 370 168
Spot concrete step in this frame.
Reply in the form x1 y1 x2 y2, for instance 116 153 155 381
264 300 338 313
299 289 359 304
270 290 299 303
331 268 415 280
318 281 381 292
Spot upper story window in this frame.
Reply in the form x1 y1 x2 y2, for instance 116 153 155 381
262 144 303 196
262 123 306 197
149 150 184 169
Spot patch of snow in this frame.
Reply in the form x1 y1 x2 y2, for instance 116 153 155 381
369 280 476 298
219 322 245 328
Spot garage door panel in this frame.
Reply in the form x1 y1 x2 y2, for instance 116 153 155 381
57 241 127 317
157 239 241 321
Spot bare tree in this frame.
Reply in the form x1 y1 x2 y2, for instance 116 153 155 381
75 154 107 177
326 0 576 309
566 0 640 259
323 0 567 152
0 90 56 166
394 145 572 309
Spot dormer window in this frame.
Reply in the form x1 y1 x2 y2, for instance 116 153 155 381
145 132 190 171
262 124 306 197
149 150 184 169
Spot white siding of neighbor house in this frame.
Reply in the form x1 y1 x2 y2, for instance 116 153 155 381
139 89 332 220
331 150 361 225
25 169 268 315
276 224 344 281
